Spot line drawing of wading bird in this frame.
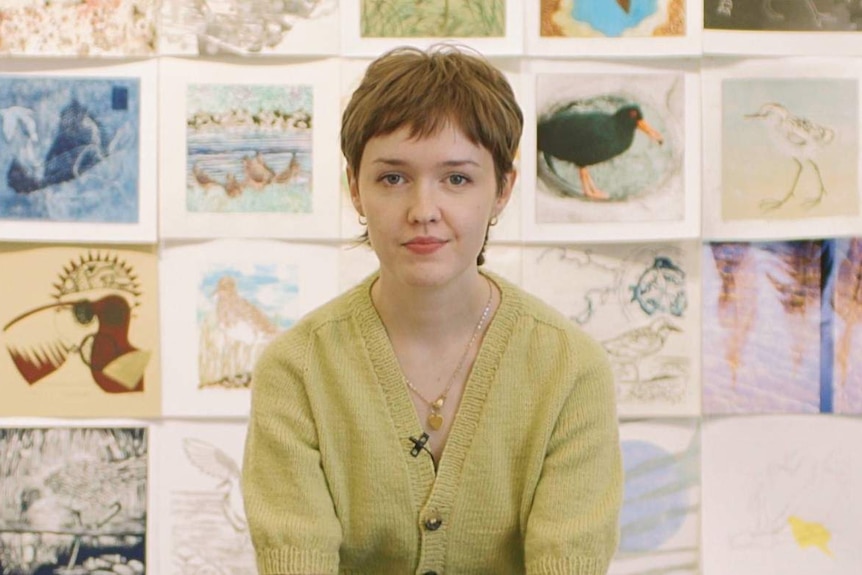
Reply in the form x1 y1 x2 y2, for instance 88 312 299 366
537 103 664 200
745 102 835 212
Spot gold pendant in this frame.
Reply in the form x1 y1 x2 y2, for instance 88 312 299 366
428 412 444 430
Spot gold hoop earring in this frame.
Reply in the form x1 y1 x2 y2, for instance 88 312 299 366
358 215 367 226
489 216 499 226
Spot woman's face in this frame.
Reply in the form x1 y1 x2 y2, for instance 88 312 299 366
349 122 514 290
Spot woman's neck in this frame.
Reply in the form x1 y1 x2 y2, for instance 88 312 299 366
371 269 492 345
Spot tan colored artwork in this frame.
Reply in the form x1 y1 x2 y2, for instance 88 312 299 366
0 245 160 417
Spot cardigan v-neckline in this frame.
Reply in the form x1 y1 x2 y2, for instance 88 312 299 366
352 271 518 488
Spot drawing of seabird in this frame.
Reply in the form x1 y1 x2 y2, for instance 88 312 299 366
746 102 834 211
274 151 302 183
538 103 663 200
242 151 275 188
602 317 681 381
192 162 220 190
182 438 247 532
6 99 115 195
214 276 279 344
224 172 243 197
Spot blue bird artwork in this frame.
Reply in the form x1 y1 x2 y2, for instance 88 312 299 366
0 77 140 223
573 0 660 36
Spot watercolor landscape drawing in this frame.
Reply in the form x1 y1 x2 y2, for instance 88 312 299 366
185 83 312 214
0 76 140 223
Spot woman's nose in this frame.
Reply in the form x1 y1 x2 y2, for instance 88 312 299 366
407 181 441 224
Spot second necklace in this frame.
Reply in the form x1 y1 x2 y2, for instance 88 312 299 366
404 276 494 431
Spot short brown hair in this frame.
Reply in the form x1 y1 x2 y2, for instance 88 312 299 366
341 44 523 193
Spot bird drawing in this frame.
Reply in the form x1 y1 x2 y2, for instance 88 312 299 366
4 295 150 393
192 162 220 190
602 317 681 382
745 102 835 212
242 151 275 188
199 275 279 387
2 252 149 393
6 99 124 195
617 0 632 12
182 438 247 532
538 102 664 200
274 151 302 183
224 172 243 198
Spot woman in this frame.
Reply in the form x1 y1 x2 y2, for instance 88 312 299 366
242 45 623 575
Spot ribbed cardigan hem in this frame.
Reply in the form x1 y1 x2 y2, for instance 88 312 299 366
526 556 605 575
256 547 339 575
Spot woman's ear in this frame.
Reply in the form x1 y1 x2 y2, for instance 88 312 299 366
347 166 364 216
494 169 517 217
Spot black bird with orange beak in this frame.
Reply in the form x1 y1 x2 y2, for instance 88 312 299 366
538 103 664 200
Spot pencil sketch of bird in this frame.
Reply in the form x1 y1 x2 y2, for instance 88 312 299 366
538 103 663 200
602 317 681 381
746 102 835 211
242 151 275 188
182 438 247 532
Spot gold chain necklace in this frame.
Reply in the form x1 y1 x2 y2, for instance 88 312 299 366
404 276 493 432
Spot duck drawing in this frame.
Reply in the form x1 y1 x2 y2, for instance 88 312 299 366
182 438 247 532
192 162 220 190
745 102 834 212
224 172 243 198
537 102 664 200
6 99 123 195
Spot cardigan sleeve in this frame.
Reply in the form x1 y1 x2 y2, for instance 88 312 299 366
524 336 623 575
241 333 343 575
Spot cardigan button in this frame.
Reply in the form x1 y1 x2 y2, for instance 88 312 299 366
424 516 442 531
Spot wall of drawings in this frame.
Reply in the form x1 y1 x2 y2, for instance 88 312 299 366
0 1 861 574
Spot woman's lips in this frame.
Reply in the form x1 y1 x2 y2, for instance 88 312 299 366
404 237 446 254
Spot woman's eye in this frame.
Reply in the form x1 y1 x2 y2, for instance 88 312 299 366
448 174 469 186
381 174 403 185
